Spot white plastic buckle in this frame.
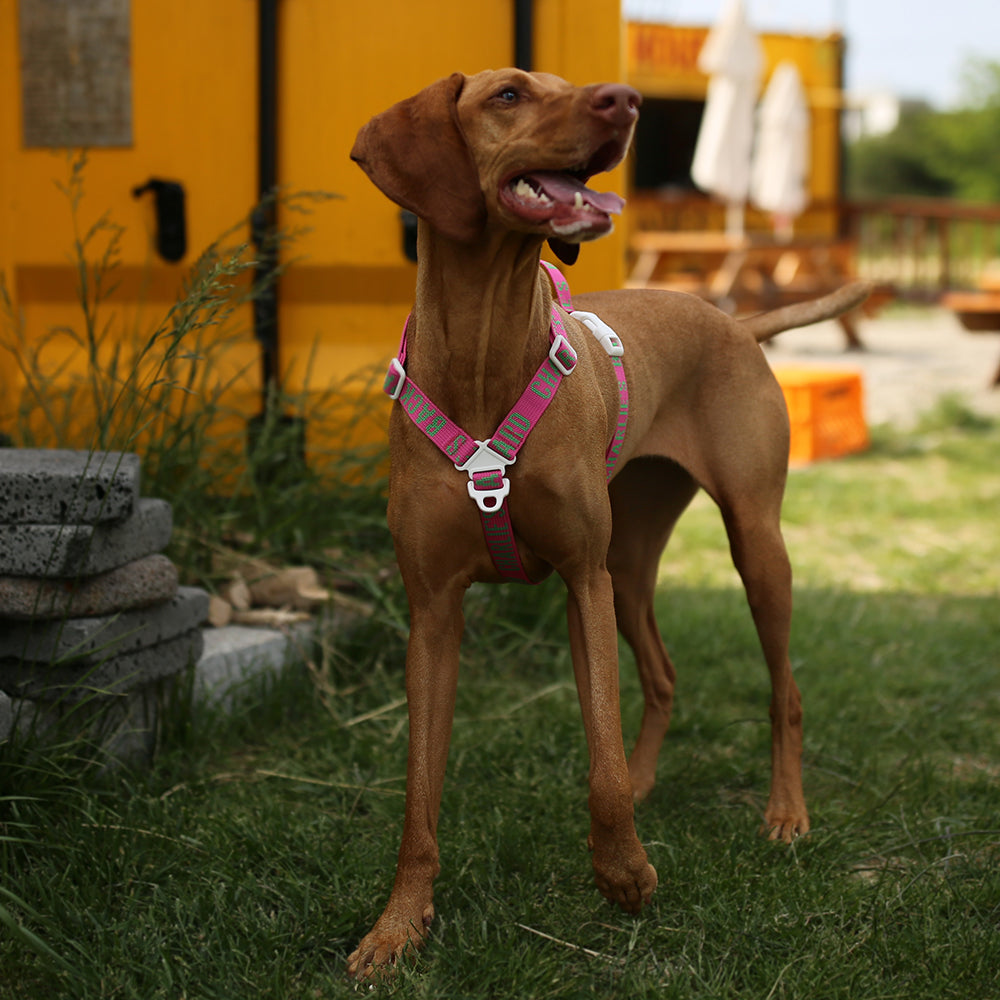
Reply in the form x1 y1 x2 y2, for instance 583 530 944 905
571 310 624 357
385 357 406 400
455 439 515 513
548 333 578 376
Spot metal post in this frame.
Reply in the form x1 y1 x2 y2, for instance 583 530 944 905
514 0 533 71
253 0 279 403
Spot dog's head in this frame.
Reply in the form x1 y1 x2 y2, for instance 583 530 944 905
351 69 640 265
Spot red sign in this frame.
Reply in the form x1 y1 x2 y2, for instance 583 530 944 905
629 24 708 79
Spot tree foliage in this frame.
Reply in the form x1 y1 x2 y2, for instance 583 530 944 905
847 58 1000 202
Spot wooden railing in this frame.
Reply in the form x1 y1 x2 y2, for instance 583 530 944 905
842 198 1000 300
627 192 1000 301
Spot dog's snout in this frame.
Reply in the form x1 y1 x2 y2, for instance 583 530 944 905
590 84 642 126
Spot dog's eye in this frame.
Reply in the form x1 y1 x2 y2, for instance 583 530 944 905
493 86 521 105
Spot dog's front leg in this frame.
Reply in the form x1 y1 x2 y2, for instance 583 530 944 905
566 570 658 914
347 584 464 980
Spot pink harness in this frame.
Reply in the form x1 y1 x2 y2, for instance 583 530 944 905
383 261 629 583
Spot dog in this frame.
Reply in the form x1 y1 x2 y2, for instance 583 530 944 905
347 68 869 979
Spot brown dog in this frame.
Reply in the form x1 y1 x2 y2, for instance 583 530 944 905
348 69 868 979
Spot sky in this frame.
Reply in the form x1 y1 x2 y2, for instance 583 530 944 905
623 0 999 108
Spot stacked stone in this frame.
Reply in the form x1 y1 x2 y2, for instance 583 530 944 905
0 450 208 755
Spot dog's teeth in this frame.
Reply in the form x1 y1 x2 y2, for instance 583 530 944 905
513 179 552 203
574 192 584 209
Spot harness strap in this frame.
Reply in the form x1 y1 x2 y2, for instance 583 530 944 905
540 259 573 310
384 262 628 583
542 260 630 480
606 354 629 478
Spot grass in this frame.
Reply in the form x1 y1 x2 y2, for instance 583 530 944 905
1 163 998 996
2 397 998 998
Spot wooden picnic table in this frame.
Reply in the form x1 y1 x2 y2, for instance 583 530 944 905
626 230 877 349
941 290 1000 385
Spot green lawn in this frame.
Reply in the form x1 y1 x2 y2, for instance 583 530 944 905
2 402 998 999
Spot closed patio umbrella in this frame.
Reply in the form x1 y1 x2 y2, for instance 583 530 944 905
751 60 810 240
690 0 763 236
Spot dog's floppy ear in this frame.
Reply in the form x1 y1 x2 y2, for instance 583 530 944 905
547 238 580 266
351 73 486 245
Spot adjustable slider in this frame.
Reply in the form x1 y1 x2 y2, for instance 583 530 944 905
384 357 406 400
571 310 624 357
455 439 516 513
548 333 578 376
467 469 510 512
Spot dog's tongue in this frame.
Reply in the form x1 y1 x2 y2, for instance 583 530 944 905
528 171 625 214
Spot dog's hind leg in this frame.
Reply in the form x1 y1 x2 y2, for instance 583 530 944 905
718 496 809 842
607 458 700 801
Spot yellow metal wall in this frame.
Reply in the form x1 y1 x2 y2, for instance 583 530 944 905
281 0 628 393
4 2 263 404
1 0 628 453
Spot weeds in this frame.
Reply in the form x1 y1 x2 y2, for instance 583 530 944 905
0 151 388 585
0 156 387 985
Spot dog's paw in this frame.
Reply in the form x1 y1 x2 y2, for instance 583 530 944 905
761 810 810 843
346 902 434 981
591 839 658 914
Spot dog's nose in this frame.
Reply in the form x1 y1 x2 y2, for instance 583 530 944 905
590 84 642 126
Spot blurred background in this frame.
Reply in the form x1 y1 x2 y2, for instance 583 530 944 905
1 0 998 457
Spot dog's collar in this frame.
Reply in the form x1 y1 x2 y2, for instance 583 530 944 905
383 262 628 582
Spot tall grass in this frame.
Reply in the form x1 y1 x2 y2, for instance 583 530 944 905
0 156 392 978
0 152 388 579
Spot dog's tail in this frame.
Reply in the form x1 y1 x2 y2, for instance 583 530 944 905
739 281 873 344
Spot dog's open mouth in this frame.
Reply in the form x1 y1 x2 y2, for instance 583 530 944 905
501 167 625 240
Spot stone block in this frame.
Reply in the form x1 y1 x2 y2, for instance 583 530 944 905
0 628 204 702
197 623 310 707
0 586 208 663
0 693 37 744
0 553 180 620
0 690 11 743
0 450 140 525
2 680 162 764
0 497 172 577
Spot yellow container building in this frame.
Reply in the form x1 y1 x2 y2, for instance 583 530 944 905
0 0 628 461
1 3 849 465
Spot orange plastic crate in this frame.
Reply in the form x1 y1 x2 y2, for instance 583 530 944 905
774 368 869 465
